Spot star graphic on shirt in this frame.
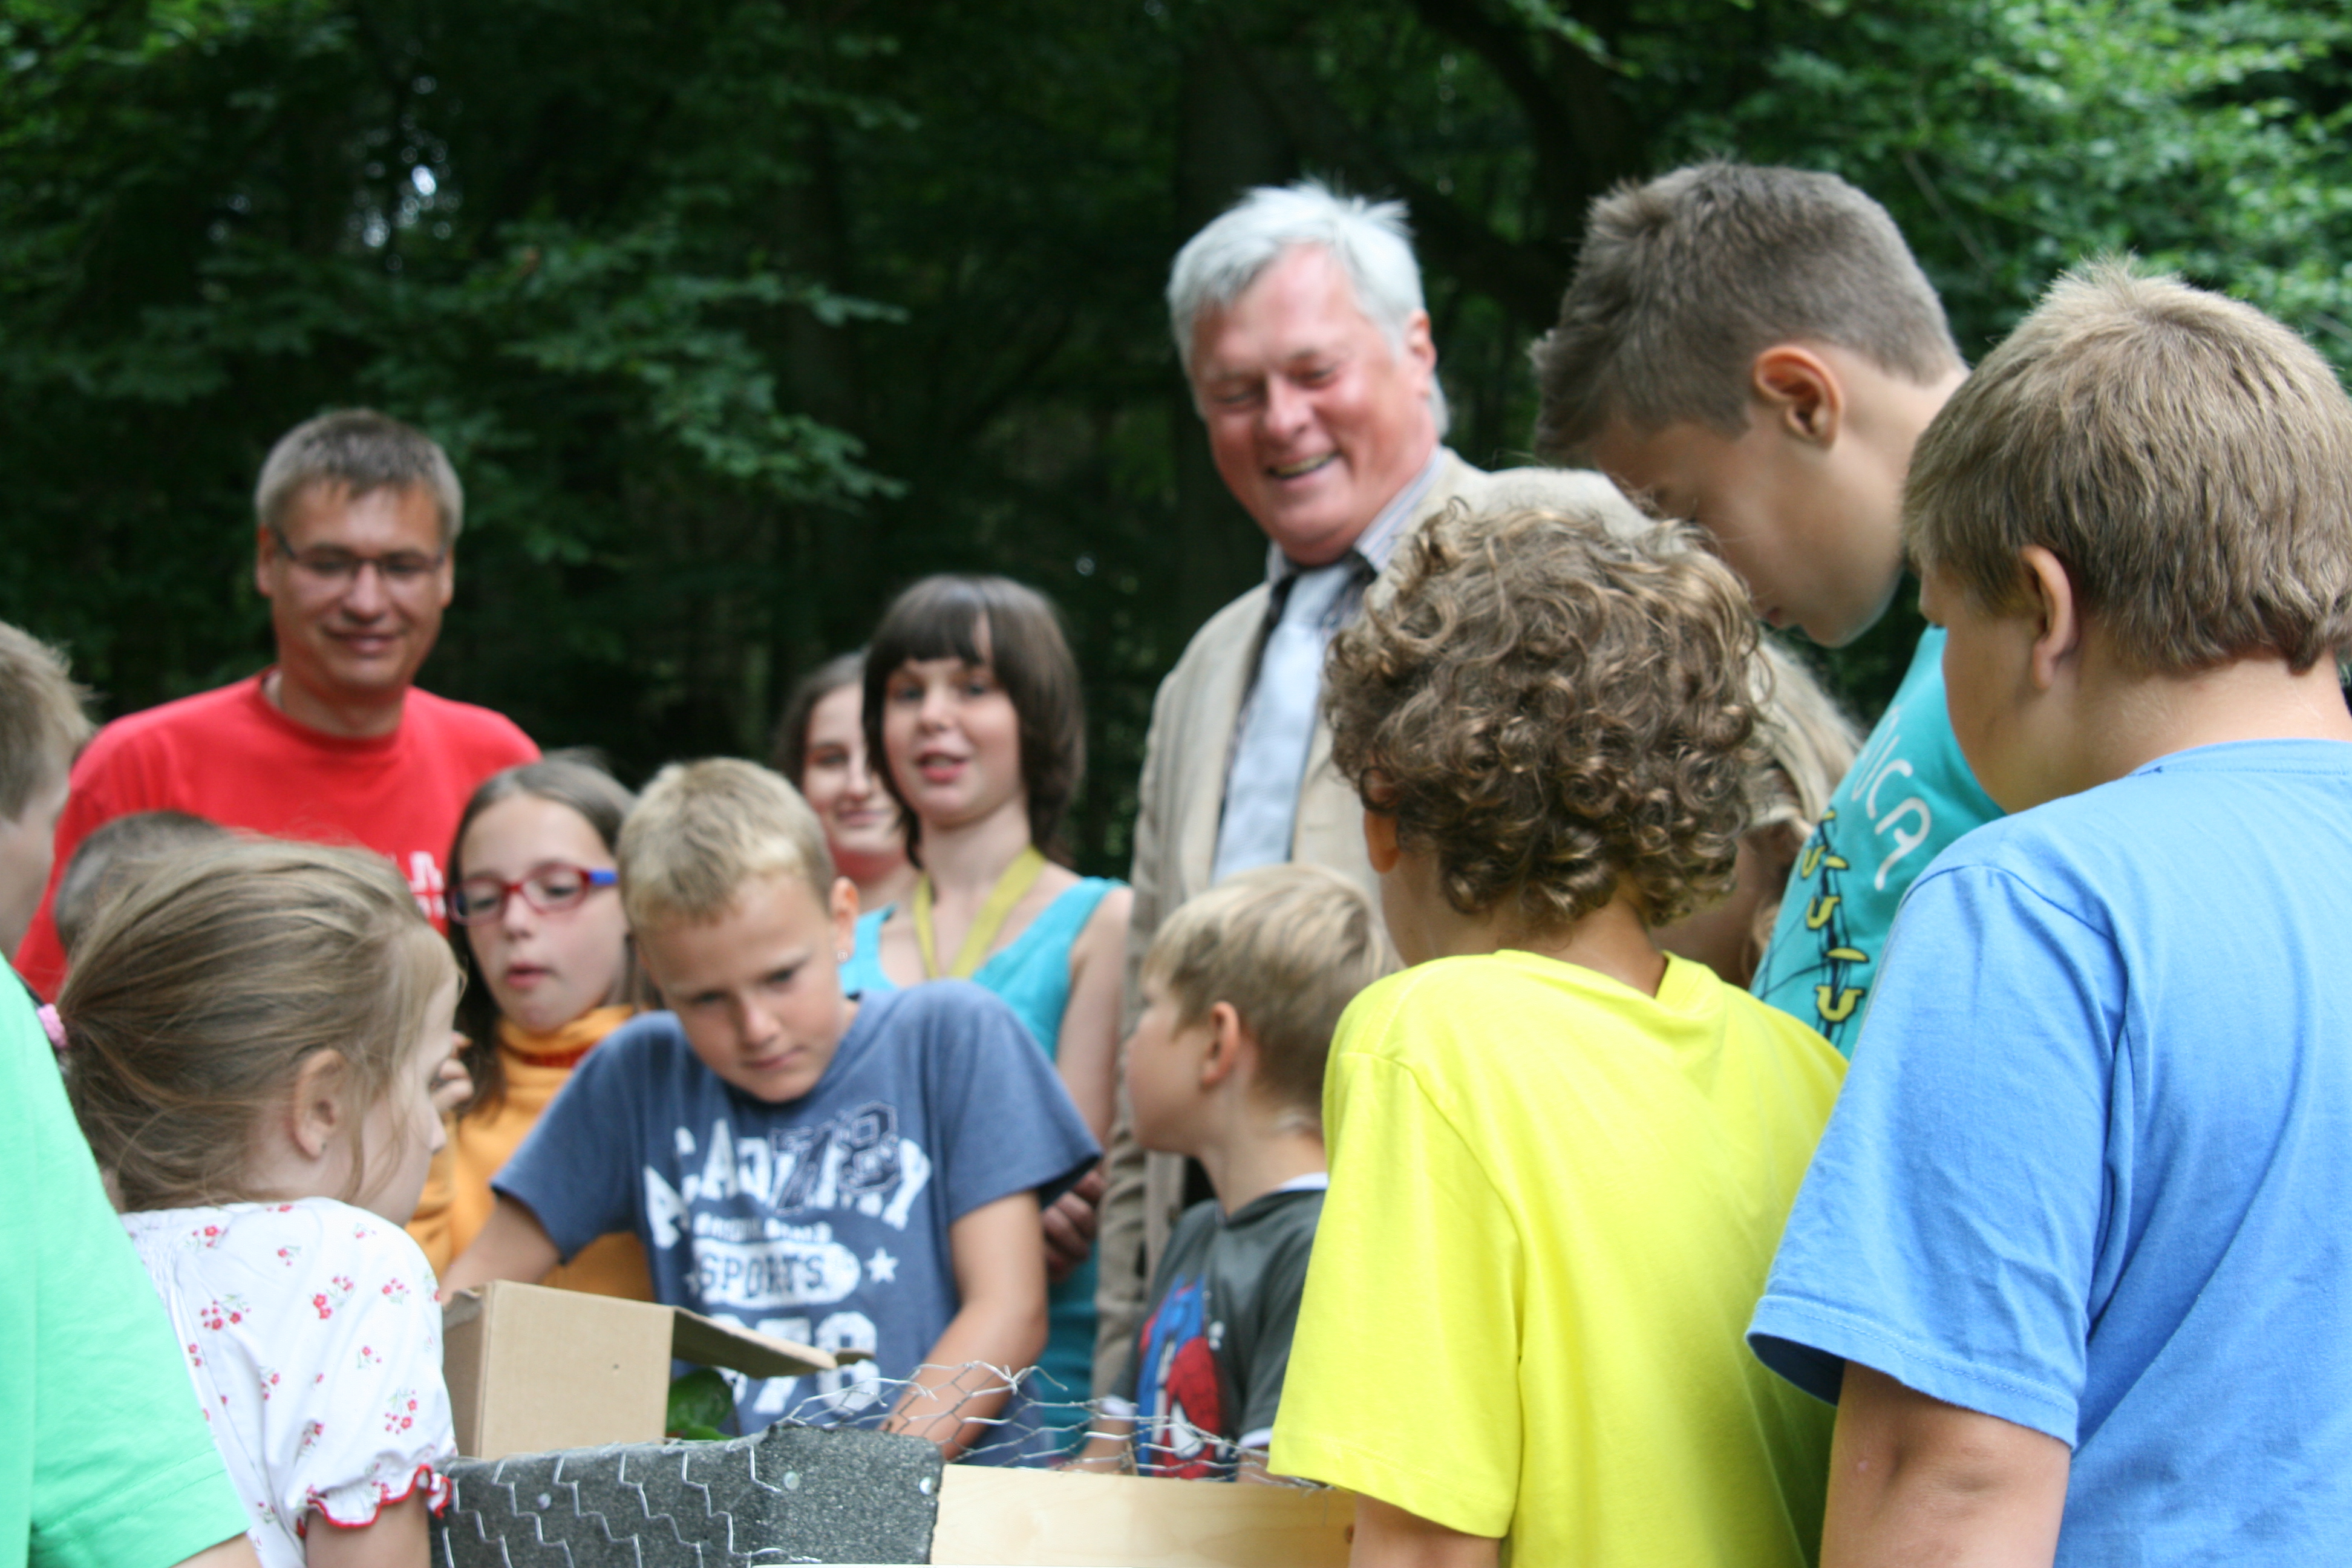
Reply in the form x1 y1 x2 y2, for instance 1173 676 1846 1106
866 1247 898 1284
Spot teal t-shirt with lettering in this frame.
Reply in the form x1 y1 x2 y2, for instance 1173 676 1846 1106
1751 628 2002 1055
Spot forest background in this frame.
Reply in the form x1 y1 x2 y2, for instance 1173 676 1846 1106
5 0 2350 874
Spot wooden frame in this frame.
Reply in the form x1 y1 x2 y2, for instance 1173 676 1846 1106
928 1467 1354 1567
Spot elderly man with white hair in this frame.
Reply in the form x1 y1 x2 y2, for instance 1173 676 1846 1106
1089 180 1643 1400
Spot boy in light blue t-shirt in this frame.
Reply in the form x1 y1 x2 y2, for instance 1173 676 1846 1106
1753 265 2352 1563
1534 162 1999 1052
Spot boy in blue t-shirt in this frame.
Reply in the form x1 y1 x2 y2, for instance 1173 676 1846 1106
1751 264 2352 1562
1534 162 1999 1053
446 759 1098 1454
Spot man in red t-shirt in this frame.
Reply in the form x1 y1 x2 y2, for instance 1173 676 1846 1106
16 410 538 996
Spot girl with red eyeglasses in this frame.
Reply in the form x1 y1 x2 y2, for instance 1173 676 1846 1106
404 752 653 1301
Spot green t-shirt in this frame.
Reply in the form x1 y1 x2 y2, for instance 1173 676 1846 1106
1752 627 2004 1056
1 975 247 1568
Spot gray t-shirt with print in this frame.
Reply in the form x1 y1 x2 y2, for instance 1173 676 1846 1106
497 981 1099 1432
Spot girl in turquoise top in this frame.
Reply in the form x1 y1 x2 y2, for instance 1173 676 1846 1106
838 575 1129 1435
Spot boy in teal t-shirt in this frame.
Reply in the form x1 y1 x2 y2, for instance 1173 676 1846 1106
1747 627 1998 1049
1534 161 1999 1052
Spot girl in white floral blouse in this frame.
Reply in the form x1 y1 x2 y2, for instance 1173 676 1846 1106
61 838 463 1568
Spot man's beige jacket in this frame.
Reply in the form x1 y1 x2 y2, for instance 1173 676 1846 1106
1091 451 1650 1391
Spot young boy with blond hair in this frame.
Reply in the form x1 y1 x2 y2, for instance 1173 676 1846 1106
1078 863 1392 1479
1751 264 2352 1564
445 759 1099 1454
1270 503 1847 1566
1534 162 1995 1052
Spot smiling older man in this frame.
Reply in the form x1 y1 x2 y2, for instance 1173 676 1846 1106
15 410 537 995
1088 181 1644 1400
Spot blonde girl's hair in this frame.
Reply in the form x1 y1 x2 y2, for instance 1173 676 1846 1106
1751 636 1863 840
1735 637 1865 974
62 837 458 1212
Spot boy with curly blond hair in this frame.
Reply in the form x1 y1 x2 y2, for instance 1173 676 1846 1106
1267 503 1847 1566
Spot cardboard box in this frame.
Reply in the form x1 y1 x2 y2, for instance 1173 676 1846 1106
442 1279 844 1460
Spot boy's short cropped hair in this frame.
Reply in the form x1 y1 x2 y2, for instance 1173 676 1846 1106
1530 162 1963 460
1325 503 1763 932
619 758 834 929
0 622 94 820
1143 864 1395 1117
1906 260 2352 676
53 811 232 958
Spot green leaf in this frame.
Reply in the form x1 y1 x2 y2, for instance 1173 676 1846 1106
666 1368 735 1440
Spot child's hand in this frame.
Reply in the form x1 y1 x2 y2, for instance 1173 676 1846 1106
1042 1165 1105 1283
429 1032 472 1114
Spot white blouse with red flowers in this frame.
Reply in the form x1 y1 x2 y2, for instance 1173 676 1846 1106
122 1198 457 1567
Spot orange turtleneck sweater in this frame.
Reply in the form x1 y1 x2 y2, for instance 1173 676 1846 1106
407 1004 653 1300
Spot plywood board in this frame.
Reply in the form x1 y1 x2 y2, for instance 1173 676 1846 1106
928 1466 1354 1567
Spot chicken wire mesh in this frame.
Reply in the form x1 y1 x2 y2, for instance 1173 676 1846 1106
702 1359 1325 1485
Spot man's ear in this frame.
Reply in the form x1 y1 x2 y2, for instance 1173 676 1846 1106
1751 344 1844 448
1362 806 1400 874
288 1050 350 1162
1199 1001 1249 1089
254 524 282 599
1398 310 1439 392
2019 544 2082 690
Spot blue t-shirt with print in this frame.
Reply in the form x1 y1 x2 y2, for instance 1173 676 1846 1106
1751 627 2002 1054
495 982 1099 1433
1751 740 2352 1564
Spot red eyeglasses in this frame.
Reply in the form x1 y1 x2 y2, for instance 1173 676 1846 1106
448 863 617 924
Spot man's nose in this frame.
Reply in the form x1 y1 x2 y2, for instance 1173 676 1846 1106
341 560 393 615
1261 374 1312 438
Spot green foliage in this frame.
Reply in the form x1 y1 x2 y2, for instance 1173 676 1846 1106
3 0 2347 863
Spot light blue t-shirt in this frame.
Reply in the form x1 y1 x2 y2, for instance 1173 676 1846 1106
1751 627 2002 1054
495 984 1099 1437
1751 740 2352 1563
838 878 1120 1416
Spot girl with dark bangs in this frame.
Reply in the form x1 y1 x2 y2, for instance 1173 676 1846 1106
838 574 1128 1436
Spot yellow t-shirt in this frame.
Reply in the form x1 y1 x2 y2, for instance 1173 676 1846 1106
1270 950 1844 1566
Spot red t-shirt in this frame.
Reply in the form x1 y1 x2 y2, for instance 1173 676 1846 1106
16 672 538 998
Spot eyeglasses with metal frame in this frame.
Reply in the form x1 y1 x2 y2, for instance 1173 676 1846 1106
268 526 449 589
